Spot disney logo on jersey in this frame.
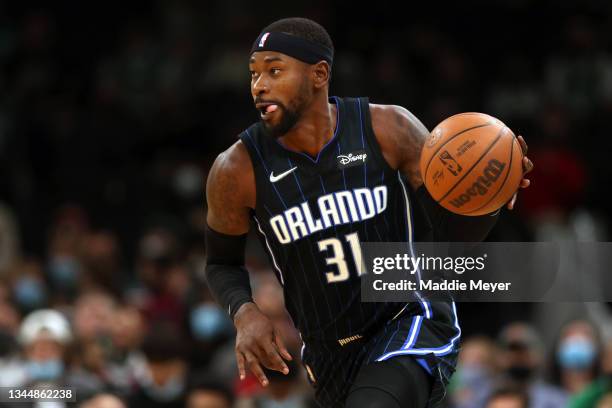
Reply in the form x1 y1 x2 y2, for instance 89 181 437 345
337 150 368 169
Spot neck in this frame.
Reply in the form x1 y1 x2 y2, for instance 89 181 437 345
562 371 592 394
278 92 336 158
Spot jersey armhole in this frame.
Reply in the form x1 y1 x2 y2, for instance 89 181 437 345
237 129 260 211
358 97 397 174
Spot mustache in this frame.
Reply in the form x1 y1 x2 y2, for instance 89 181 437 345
254 97 284 107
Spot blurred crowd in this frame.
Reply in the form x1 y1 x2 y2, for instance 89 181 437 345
1 0 612 407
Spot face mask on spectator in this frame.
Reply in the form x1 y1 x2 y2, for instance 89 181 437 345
506 364 533 381
458 364 488 386
26 359 64 381
557 336 596 370
190 304 232 341
144 375 185 402
49 256 80 288
14 277 46 309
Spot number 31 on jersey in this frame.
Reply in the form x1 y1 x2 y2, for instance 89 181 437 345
317 232 363 283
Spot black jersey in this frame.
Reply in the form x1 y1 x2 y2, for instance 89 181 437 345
239 97 460 360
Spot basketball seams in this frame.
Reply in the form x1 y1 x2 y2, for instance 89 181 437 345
463 131 517 215
423 123 492 182
436 126 507 203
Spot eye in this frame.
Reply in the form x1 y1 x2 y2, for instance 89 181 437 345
250 70 258 79
270 68 281 75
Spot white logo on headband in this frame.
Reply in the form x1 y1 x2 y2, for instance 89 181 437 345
259 32 270 48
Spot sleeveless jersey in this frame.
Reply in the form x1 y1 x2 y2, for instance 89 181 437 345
239 97 460 352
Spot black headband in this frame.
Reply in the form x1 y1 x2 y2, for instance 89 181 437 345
250 31 333 65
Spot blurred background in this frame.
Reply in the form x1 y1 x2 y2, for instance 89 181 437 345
0 1 611 407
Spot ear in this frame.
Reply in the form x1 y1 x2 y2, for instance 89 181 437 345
312 61 331 89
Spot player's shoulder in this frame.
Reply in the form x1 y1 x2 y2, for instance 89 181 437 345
368 102 429 146
368 103 419 135
211 139 253 176
207 139 255 207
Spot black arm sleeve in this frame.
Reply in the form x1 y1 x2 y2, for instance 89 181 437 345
204 225 253 321
415 185 500 242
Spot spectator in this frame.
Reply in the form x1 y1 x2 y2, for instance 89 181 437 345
496 322 568 408
485 385 529 408
79 393 127 408
130 321 188 408
569 338 612 407
450 335 497 408
553 319 602 395
18 309 71 387
186 375 235 408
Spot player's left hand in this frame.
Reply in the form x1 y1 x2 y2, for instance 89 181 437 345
507 135 534 210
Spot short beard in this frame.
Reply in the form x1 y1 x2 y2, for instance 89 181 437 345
263 103 300 139
262 80 310 139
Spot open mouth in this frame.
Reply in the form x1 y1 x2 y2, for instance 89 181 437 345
256 102 279 120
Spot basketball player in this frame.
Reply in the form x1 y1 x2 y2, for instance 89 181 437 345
205 18 533 408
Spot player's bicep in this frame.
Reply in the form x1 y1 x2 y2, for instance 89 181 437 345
206 152 251 235
390 106 430 190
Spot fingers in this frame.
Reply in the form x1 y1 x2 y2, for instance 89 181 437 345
517 135 528 155
260 342 289 374
522 156 534 175
507 193 518 210
506 134 532 212
236 350 247 381
274 331 293 362
244 350 269 387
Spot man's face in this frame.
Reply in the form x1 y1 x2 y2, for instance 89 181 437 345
186 390 230 408
487 396 526 408
249 51 312 138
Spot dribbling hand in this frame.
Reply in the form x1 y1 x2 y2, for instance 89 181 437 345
507 135 534 210
233 302 293 387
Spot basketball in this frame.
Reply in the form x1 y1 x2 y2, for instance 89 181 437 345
420 112 524 216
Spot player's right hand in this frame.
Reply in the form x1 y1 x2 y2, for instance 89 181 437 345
233 302 293 387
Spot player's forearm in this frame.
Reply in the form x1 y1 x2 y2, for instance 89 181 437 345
416 185 499 242
205 225 253 320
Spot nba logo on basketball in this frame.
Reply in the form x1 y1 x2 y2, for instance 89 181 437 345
438 150 463 176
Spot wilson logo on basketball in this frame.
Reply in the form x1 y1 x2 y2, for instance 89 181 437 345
449 159 506 208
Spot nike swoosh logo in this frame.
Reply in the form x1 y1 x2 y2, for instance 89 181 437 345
270 166 297 182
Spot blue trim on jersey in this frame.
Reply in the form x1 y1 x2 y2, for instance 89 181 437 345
244 129 288 210
371 173 463 365
402 315 423 349
416 358 433 375
380 170 391 234
337 141 348 191
357 98 367 188
396 172 432 319
376 301 462 360
253 216 285 285
272 96 341 164
288 158 306 200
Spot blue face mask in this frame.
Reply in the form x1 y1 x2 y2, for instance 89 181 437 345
48 257 80 289
557 337 596 370
190 304 233 341
14 277 46 309
458 365 488 387
26 359 64 381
